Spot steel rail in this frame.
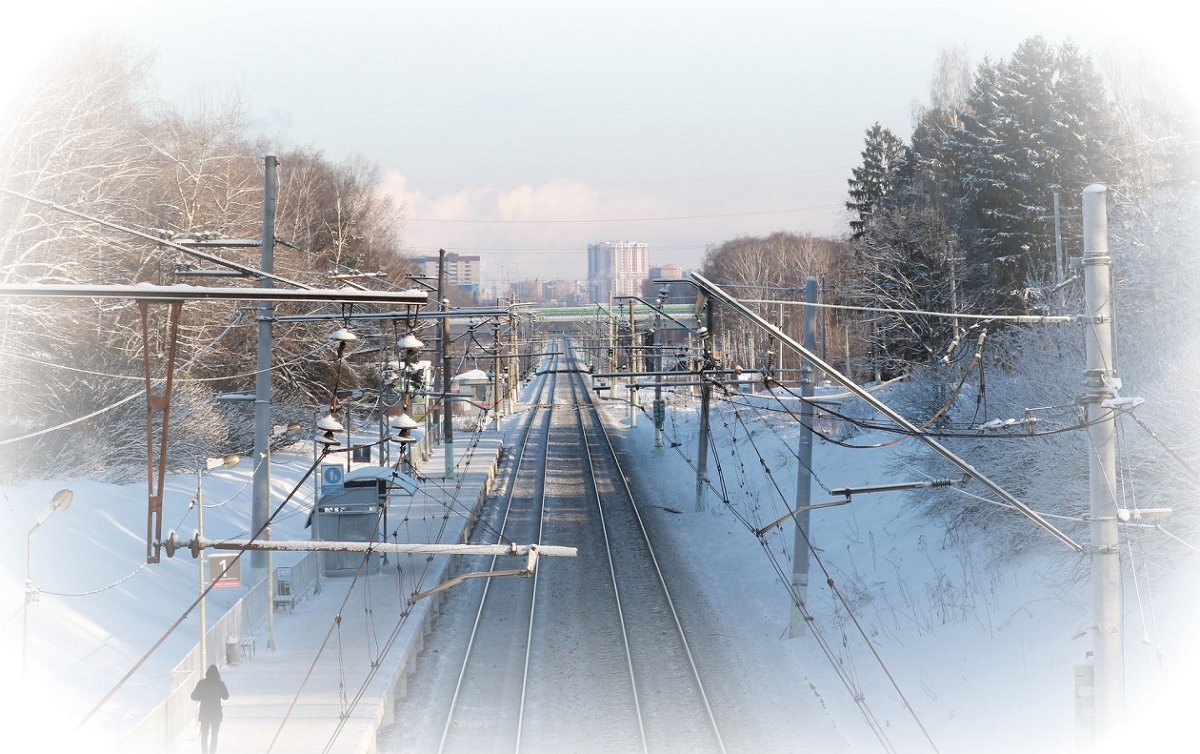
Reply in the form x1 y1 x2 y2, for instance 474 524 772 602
515 350 557 753
571 352 728 754
565 350 650 753
436 348 559 753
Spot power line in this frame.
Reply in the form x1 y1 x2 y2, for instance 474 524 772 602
403 203 843 224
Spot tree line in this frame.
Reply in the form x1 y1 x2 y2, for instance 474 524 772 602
0 42 414 480
703 36 1196 382
697 37 1198 556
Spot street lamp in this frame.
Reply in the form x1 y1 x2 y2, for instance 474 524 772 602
24 488 74 678
195 455 240 670
260 421 302 654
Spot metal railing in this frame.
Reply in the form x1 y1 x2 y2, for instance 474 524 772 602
118 551 322 753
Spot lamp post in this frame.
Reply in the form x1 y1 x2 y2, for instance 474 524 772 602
23 488 74 678
195 456 240 670
314 413 344 593
261 422 300 653
330 326 358 473
653 287 668 449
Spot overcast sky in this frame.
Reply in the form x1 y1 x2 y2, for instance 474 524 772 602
3 1 1195 289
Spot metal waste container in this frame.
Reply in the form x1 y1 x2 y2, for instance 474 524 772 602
226 635 242 665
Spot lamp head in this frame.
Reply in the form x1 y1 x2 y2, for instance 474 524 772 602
205 454 241 471
50 488 73 512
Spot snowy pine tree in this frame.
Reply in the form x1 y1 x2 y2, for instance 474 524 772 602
846 123 908 240
951 38 1121 312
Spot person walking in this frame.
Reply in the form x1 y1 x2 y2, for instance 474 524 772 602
191 664 229 754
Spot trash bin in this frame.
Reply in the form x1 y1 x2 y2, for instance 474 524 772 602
226 636 242 665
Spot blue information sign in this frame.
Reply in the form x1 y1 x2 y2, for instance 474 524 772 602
320 464 344 494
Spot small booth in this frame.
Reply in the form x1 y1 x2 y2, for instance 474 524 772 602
451 368 494 419
311 466 419 577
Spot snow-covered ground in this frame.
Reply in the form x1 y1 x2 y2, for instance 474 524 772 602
597 382 1198 754
0 449 322 751
2 378 1196 753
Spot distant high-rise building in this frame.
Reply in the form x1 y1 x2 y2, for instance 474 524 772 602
419 252 482 294
543 280 585 306
511 278 544 302
587 241 648 303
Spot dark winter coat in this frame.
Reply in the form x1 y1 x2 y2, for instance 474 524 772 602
191 667 230 723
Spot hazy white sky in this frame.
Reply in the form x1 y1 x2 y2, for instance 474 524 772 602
3 1 1195 287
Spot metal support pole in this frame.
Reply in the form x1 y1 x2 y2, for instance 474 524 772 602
196 470 207 670
652 319 664 450
629 303 638 427
790 276 818 637
311 410 321 594
493 320 502 432
508 310 517 413
252 154 277 576
22 527 35 678
437 250 454 478
1082 183 1123 742
695 303 714 511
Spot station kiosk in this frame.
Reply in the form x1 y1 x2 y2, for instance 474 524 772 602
311 465 419 577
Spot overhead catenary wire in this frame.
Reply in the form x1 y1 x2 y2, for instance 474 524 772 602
0 307 327 446
78 451 328 729
0 187 316 289
712 394 941 753
283 339 490 751
0 341 331 383
656 391 901 752
734 296 1074 324
402 203 843 224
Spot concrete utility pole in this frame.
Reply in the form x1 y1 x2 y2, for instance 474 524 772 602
437 250 454 479
695 302 714 511
252 155 277 576
628 303 638 428
789 276 818 638
652 312 664 450
508 308 517 413
493 320 502 432
1082 183 1124 742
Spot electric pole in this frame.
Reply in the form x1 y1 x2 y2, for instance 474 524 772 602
493 320 502 432
695 302 714 512
652 303 664 450
252 154 277 576
790 276 818 638
437 250 454 479
1082 183 1124 742
628 303 638 428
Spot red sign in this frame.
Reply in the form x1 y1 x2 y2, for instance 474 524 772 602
208 554 241 588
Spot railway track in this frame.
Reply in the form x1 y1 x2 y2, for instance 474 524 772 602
383 341 726 754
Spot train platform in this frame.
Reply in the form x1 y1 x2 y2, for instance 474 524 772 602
164 433 506 754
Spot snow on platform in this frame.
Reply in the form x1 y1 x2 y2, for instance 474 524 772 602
163 438 504 754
